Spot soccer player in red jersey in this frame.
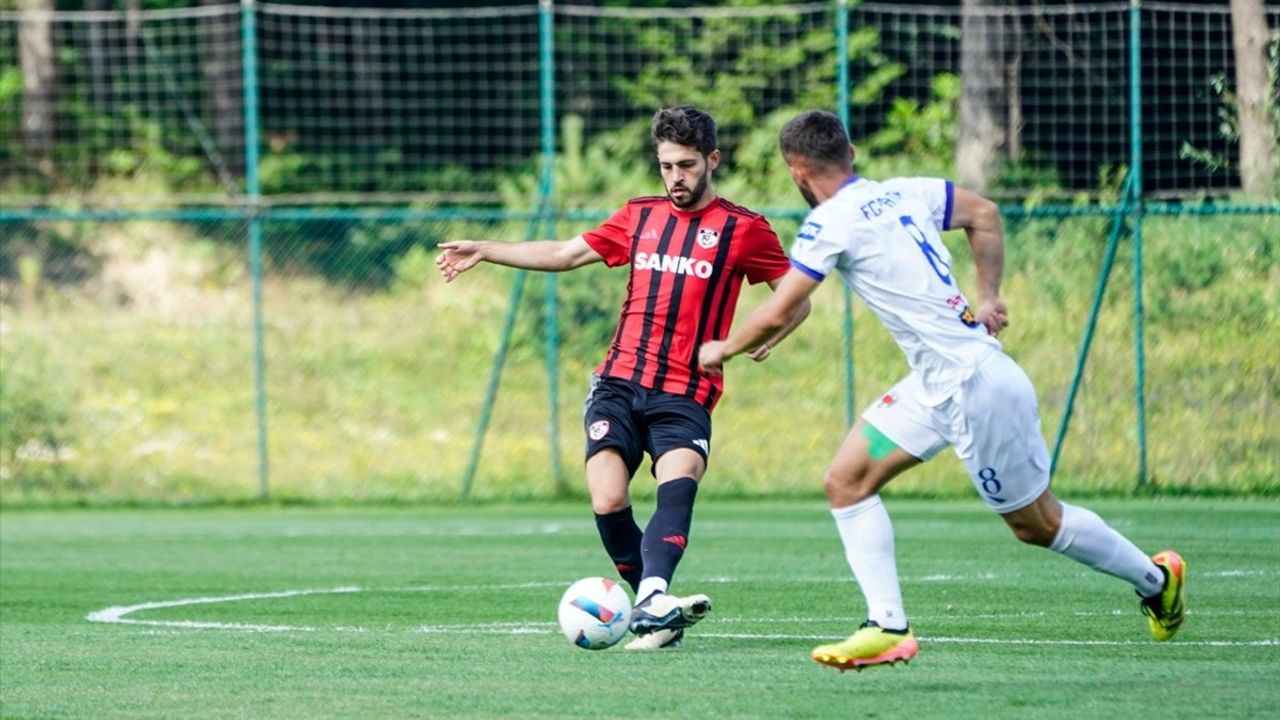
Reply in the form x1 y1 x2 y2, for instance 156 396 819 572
437 106 807 650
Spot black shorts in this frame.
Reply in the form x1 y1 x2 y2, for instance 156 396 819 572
582 375 713 478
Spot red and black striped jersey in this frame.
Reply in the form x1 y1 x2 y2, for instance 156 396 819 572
582 196 789 411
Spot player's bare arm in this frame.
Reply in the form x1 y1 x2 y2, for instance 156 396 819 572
699 268 819 376
743 276 812 362
950 188 1009 336
436 235 604 282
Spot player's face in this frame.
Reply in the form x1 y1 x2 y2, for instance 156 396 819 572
786 160 820 208
657 141 718 210
796 180 819 208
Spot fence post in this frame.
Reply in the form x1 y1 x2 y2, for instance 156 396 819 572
836 0 855 426
459 6 557 501
1129 0 1149 489
241 0 269 500
1050 175 1134 479
540 0 564 495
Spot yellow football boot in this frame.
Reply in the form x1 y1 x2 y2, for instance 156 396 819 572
811 621 918 672
1140 550 1187 641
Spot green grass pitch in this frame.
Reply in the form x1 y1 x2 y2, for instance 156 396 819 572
2 499 1277 719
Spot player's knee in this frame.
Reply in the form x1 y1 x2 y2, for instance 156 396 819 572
588 486 630 515
1008 519 1057 547
822 465 874 504
586 471 632 509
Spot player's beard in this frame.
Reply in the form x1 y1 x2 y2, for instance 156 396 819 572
668 170 710 209
797 181 819 208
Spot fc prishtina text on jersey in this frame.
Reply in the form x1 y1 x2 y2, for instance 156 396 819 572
789 177 1000 405
583 196 790 410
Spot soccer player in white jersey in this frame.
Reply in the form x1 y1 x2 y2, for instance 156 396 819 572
698 110 1186 671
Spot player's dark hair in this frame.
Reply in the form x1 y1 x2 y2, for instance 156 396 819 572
778 110 853 173
651 105 718 156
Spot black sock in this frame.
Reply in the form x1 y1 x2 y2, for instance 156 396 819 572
594 506 644 593
639 477 699 592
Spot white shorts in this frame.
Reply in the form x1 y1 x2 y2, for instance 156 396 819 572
861 351 1051 513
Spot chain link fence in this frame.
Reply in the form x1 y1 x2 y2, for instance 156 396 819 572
2 2 1277 503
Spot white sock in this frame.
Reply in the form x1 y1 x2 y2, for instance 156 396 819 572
635 577 668 603
1049 502 1164 597
831 495 907 631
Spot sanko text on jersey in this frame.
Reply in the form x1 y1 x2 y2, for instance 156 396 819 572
633 252 715 279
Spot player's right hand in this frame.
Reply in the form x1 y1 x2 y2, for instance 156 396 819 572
698 340 728 377
974 296 1009 337
436 241 485 282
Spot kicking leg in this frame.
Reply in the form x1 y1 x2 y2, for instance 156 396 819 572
627 448 711 650
587 450 644 594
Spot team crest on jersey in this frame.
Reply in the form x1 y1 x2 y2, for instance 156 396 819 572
876 392 898 408
797 221 823 242
697 227 720 249
946 293 982 329
588 420 610 441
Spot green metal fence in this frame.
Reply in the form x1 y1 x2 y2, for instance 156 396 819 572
1 2 1277 504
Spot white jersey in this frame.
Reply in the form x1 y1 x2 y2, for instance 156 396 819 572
790 176 1001 405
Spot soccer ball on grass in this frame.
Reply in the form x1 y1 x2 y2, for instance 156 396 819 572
557 577 632 650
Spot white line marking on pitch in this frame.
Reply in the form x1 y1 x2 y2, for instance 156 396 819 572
698 574 1005 584
387 581 568 592
87 582 1280 649
698 632 1278 647
716 607 1266 624
405 622 1277 648
87 586 364 632
416 623 552 635
406 623 1276 647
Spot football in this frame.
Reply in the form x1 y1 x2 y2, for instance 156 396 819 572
556 577 632 650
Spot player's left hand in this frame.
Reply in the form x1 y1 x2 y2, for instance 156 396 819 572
698 341 728 377
975 296 1009 337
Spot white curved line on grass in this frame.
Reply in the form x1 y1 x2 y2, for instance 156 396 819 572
86 580 1277 649
87 586 364 632
85 583 570 633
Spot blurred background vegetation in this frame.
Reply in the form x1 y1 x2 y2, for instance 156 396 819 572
1 0 1277 504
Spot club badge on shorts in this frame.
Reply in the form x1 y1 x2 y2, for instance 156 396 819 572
588 420 610 441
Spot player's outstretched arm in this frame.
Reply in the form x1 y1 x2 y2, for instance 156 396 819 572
950 188 1009 336
436 236 603 283
699 268 819 376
